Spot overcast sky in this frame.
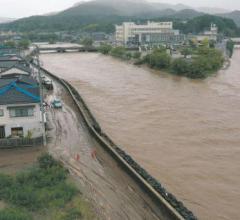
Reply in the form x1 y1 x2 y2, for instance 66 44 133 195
0 0 239 18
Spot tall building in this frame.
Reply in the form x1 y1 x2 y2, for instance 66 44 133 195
115 21 185 46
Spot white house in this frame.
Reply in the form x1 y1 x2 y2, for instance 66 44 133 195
0 75 43 139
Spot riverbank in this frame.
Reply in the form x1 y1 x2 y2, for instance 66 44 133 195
99 45 224 79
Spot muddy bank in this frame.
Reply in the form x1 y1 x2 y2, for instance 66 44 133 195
0 147 44 174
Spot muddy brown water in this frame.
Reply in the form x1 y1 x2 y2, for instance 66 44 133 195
41 50 240 220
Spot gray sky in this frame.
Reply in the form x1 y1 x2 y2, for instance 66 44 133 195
0 0 239 18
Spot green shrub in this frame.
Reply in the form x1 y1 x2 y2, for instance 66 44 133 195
133 52 141 59
98 44 112 54
5 185 40 211
62 208 82 220
172 47 224 79
38 153 63 170
0 153 77 212
45 183 78 208
148 51 171 69
110 46 126 58
186 64 208 79
134 59 145 65
0 208 32 220
0 174 13 197
171 58 190 76
124 52 132 60
81 38 93 47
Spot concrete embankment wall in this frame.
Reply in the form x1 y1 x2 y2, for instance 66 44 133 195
39 65 197 220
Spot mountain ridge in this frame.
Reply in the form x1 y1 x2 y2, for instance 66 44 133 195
0 0 239 33
218 10 240 27
0 17 15 24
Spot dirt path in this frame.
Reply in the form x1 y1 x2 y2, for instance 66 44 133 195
45 79 162 220
0 147 44 175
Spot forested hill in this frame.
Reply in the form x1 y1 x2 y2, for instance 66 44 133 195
174 15 240 36
218 11 240 27
0 0 239 37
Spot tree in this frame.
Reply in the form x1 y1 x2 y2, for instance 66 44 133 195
110 46 126 58
81 38 93 47
82 24 99 32
201 38 209 48
186 58 208 79
148 51 171 69
98 44 112 54
171 58 190 76
209 40 215 48
189 38 198 49
181 47 192 58
17 39 30 49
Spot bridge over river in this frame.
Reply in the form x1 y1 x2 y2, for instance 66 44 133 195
231 38 240 45
33 43 97 53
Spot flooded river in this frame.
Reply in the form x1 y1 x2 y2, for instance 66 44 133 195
41 49 240 220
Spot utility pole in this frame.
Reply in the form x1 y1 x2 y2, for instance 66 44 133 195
35 46 47 146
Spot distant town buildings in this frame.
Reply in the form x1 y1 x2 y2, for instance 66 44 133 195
115 21 185 46
190 23 219 43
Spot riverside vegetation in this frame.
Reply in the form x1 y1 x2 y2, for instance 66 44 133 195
0 153 94 220
99 44 224 79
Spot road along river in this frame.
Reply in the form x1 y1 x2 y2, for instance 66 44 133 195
41 49 240 220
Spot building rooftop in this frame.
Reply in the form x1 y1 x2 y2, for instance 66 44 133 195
0 63 32 77
0 76 40 105
0 61 19 70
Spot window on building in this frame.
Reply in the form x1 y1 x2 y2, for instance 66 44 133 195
0 126 5 139
0 109 4 117
9 107 34 118
11 127 23 137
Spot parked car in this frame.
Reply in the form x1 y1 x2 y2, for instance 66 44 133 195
51 99 62 109
40 75 46 81
43 79 53 90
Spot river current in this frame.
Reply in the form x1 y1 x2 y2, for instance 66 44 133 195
41 49 240 220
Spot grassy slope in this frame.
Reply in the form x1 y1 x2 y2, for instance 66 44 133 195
0 153 94 220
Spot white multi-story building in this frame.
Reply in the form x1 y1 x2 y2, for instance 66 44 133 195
115 21 184 46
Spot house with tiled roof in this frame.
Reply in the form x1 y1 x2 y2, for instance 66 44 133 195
0 64 32 78
0 75 43 139
0 55 29 73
